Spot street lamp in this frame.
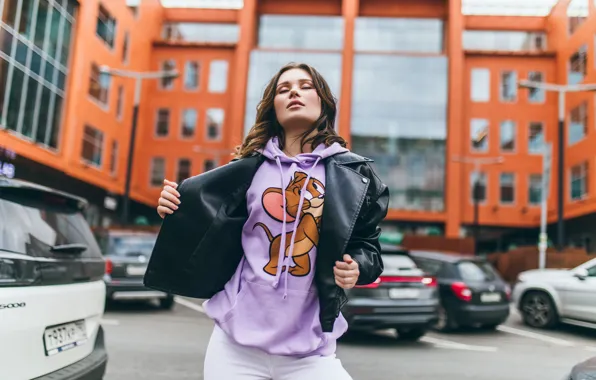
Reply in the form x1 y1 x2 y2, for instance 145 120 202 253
452 155 504 255
99 65 179 225
518 79 596 251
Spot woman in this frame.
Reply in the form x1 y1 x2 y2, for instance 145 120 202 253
145 62 389 379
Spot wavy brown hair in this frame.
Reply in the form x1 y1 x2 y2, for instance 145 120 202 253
235 62 347 158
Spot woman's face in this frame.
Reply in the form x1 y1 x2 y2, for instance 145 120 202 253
273 68 321 132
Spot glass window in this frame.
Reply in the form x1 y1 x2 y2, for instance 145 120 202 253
48 94 63 148
527 71 545 103
160 60 175 89
351 55 447 211
569 102 587 145
181 109 197 138
203 159 215 172
208 60 228 93
0 27 14 56
567 0 588 35
110 140 118 175
17 0 35 39
471 68 490 102
81 125 104 167
355 17 443 53
162 22 239 44
500 120 515 152
2 0 19 28
457 261 497 282
122 31 129 64
47 6 60 60
500 71 517 102
470 119 489 152
96 4 116 48
462 30 546 51
206 108 224 140
258 15 344 50
569 45 587 85
150 157 165 187
471 172 487 202
35 86 51 144
6 66 25 131
116 85 123 120
21 77 39 138
60 18 72 66
88 63 110 105
529 122 544 153
500 173 515 204
176 158 191 184
155 108 169 137
528 174 543 205
184 61 199 90
570 162 588 200
34 0 50 49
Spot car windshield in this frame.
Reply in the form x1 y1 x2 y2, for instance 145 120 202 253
457 260 497 282
108 235 157 257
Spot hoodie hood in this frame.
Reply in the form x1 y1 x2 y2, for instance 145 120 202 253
260 136 348 163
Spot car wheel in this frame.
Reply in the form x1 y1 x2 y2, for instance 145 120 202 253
397 328 426 341
520 291 558 329
434 305 458 332
159 296 175 310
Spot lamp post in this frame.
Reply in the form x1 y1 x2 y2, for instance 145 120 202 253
452 155 504 255
99 66 179 225
518 80 596 251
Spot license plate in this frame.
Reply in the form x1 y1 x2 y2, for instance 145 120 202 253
126 265 147 276
480 292 502 303
44 320 87 356
388 288 420 299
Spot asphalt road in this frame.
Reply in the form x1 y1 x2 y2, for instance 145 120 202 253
102 298 596 380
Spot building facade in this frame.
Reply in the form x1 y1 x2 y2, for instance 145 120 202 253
1 0 595 252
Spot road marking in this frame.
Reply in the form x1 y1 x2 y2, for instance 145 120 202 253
174 296 205 313
100 318 120 326
420 336 498 352
497 325 574 347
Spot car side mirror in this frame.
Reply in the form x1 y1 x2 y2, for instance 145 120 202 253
573 268 589 280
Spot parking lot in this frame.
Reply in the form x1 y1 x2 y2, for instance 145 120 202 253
102 298 596 380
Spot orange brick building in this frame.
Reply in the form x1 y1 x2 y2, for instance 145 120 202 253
1 0 595 253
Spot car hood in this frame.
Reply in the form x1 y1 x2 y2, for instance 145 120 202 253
519 269 571 280
570 356 596 379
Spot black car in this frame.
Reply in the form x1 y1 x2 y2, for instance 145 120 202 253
409 250 510 332
95 229 174 309
342 244 440 341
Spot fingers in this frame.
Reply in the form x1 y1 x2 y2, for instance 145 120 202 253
157 206 173 219
334 260 357 270
333 266 359 279
158 197 179 211
335 276 356 289
161 187 181 205
163 179 178 189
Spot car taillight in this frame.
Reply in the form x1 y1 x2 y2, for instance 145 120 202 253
451 282 472 302
504 284 511 300
105 259 113 275
355 275 437 288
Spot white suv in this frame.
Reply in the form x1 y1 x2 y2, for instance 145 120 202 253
512 258 596 330
0 178 108 380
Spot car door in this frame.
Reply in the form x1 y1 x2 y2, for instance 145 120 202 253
557 260 596 322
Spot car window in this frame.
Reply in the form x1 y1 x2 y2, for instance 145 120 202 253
412 257 443 276
108 235 157 257
457 260 497 282
587 265 596 277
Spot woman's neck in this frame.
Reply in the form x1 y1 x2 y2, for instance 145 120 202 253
282 129 316 156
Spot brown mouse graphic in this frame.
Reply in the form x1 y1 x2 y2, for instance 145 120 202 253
253 171 325 277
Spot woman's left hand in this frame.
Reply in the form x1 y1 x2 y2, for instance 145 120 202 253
334 254 360 289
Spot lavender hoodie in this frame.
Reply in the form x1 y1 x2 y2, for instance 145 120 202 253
203 137 349 356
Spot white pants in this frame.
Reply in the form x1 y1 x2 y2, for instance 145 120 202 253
204 325 353 380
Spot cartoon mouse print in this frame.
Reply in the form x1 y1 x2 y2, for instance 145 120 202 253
253 171 325 277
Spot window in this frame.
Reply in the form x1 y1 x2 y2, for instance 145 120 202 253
569 45 587 85
160 60 176 89
150 157 165 187
567 0 588 35
471 68 490 102
122 32 130 64
529 122 544 154
259 15 344 50
203 159 216 172
208 60 228 93
569 102 587 145
471 172 487 202
88 63 110 105
528 174 543 205
177 159 191 184
81 125 104 167
570 162 588 200
206 108 224 140
162 22 240 44
110 140 118 175
355 17 443 53
462 31 546 51
184 61 199 90
96 4 116 48
155 109 170 137
500 121 515 152
500 173 515 204
181 109 197 138
527 72 545 103
116 85 124 120
500 71 517 102
471 119 489 152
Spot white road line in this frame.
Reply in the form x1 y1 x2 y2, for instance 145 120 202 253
420 336 498 352
497 325 575 347
100 318 120 326
174 296 205 313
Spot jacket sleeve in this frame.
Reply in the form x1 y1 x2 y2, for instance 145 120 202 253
346 174 390 286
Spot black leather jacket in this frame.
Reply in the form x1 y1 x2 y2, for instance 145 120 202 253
144 151 389 332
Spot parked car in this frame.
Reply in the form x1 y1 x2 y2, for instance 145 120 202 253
0 177 107 380
342 244 439 341
566 355 596 380
95 228 174 309
512 258 596 330
409 250 511 332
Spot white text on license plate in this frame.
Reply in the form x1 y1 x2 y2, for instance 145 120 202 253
389 288 420 299
480 292 502 303
127 265 147 276
44 320 87 356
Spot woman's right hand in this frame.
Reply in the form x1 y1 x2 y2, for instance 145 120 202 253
157 179 181 219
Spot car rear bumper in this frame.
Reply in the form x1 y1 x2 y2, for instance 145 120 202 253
453 303 510 326
343 299 440 330
33 326 107 380
105 279 170 300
